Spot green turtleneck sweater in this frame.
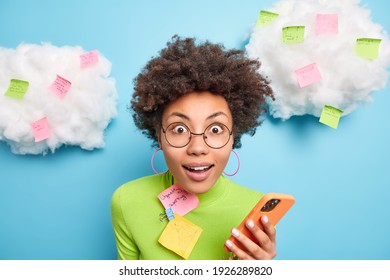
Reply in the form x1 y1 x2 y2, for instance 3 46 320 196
111 172 263 260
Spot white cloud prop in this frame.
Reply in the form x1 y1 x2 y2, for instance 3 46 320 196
246 0 390 120
0 43 117 155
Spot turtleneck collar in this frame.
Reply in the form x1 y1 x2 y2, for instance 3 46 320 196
161 171 228 207
196 175 228 206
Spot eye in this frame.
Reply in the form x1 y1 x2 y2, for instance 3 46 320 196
208 124 224 134
171 124 188 134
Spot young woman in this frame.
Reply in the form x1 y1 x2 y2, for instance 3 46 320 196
111 35 275 260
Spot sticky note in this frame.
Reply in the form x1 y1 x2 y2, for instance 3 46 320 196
319 105 343 129
316 14 338 35
294 63 322 88
158 214 203 259
80 50 99 68
256 10 279 26
31 117 51 142
49 75 72 99
158 184 199 216
282 26 305 43
4 79 29 99
355 38 382 59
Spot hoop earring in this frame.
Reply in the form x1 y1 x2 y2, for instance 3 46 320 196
223 150 240 176
151 148 167 175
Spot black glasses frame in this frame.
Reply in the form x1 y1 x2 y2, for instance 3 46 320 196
161 122 233 149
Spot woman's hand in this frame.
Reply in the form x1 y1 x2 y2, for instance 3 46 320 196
225 215 277 260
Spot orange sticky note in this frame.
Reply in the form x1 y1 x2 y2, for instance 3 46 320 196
31 117 51 142
316 14 338 35
80 50 99 68
158 214 203 259
49 75 72 99
158 184 199 216
294 63 322 88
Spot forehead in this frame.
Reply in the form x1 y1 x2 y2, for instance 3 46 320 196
162 91 232 122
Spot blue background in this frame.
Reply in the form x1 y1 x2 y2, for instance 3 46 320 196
1 0 389 260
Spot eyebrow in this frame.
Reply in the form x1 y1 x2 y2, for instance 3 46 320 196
167 111 229 121
206 112 229 120
167 112 190 121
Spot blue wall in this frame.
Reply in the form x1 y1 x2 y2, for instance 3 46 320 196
1 0 389 260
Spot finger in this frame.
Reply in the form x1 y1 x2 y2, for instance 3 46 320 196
245 219 275 256
260 215 276 244
224 238 255 260
227 227 273 260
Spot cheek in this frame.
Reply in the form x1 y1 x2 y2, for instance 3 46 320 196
215 148 232 168
162 147 182 170
218 137 234 164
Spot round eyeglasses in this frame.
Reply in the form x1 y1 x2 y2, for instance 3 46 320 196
161 122 233 149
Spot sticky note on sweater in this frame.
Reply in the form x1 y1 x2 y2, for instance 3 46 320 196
158 214 203 259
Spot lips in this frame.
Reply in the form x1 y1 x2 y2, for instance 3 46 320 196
182 163 214 181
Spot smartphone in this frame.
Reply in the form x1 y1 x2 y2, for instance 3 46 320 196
226 193 295 251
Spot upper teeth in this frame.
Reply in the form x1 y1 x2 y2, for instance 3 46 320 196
189 166 209 171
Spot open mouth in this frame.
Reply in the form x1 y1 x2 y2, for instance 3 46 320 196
183 165 214 173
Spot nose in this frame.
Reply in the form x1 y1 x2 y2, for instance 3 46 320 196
186 133 209 155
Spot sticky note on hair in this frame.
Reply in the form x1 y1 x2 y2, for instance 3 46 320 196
256 10 279 26
80 50 99 68
316 14 338 35
282 26 305 43
49 75 72 99
158 184 199 216
319 105 343 129
31 117 51 142
294 63 322 88
4 79 29 99
355 38 382 59
158 214 203 259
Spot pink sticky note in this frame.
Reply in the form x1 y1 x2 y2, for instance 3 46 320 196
49 75 72 99
80 50 99 68
316 14 338 35
157 184 199 216
31 117 51 142
294 63 322 88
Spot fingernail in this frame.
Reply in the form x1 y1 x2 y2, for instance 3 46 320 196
262 215 269 224
225 240 233 248
246 219 254 229
232 228 240 237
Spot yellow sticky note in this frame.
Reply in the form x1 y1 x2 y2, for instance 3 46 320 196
319 105 343 129
256 10 279 26
282 26 305 43
158 214 203 259
4 79 29 99
355 38 382 59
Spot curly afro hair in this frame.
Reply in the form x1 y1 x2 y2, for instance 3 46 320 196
131 35 274 149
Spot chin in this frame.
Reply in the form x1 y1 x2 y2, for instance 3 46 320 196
182 177 218 195
172 165 222 194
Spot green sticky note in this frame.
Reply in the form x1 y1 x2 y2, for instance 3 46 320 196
256 10 279 26
4 79 29 99
282 26 305 43
319 105 343 129
355 38 382 59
